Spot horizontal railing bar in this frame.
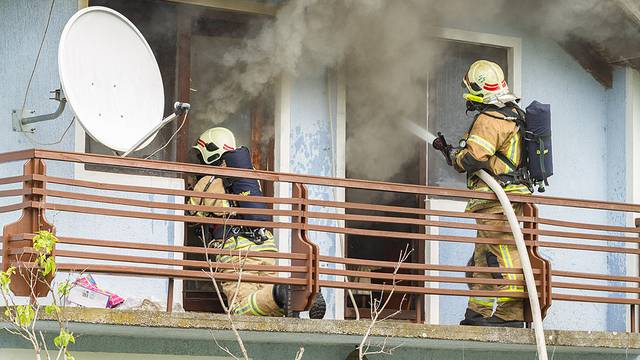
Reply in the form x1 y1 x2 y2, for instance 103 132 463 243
18 262 309 286
32 149 640 212
31 202 524 245
0 202 30 214
10 233 308 260
319 279 530 298
553 293 640 305
552 281 640 295
30 188 640 245
31 149 496 198
33 202 301 230
0 175 32 186
36 174 302 206
317 254 534 274
306 198 533 222
537 217 640 234
0 149 35 164
0 189 30 198
539 241 640 255
553 270 640 284
320 267 531 286
1 149 639 213
38 249 308 273
30 203 637 256
35 188 302 218
309 210 640 244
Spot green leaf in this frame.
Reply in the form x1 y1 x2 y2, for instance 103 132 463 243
54 328 75 349
57 281 72 297
32 230 57 255
0 266 15 292
14 305 35 327
45 304 60 316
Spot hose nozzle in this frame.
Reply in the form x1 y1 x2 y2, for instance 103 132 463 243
432 132 454 166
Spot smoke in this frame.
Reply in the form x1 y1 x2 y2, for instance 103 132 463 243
197 0 444 181
195 0 637 180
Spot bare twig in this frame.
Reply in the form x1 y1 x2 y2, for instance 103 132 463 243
357 245 413 360
201 214 250 360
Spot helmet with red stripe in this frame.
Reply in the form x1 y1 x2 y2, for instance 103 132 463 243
462 60 517 108
193 127 237 165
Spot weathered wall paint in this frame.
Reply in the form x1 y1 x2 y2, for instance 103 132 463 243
0 0 179 306
289 65 340 319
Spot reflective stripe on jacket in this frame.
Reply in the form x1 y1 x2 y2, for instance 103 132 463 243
453 109 531 211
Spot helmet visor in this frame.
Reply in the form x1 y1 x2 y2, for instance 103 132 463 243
462 75 482 92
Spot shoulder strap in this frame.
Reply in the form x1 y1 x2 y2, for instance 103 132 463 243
494 151 517 171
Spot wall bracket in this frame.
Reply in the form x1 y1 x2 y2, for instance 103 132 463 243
12 89 67 133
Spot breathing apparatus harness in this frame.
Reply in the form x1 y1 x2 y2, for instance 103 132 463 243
464 101 552 193
473 104 533 191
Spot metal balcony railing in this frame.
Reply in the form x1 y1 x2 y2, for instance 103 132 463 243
0 149 639 329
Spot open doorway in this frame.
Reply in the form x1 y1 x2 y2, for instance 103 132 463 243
426 39 511 325
343 37 513 322
343 57 427 321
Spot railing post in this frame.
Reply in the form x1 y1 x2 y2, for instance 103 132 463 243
633 218 640 333
289 183 320 311
522 203 552 325
2 157 55 297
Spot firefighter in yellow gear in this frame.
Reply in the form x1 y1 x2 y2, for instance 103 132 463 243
190 128 325 318
439 60 530 327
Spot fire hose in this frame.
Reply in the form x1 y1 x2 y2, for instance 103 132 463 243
475 170 548 360
423 127 548 360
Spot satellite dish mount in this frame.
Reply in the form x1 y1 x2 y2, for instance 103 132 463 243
12 88 67 133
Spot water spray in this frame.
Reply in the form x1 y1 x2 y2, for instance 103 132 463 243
406 122 548 360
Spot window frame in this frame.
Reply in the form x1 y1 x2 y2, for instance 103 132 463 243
74 0 287 310
335 27 522 323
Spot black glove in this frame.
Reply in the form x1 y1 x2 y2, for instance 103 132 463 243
252 227 270 244
432 132 457 166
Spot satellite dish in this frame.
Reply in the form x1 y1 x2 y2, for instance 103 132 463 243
58 6 165 153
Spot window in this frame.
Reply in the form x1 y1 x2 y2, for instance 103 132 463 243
84 0 277 312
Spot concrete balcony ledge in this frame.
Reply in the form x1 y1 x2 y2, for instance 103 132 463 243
2 308 640 359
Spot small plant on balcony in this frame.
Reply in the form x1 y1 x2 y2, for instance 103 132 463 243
0 230 76 360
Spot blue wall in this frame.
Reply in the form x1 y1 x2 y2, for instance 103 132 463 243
0 0 179 306
1 0 635 331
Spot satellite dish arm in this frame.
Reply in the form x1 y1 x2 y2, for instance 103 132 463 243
121 102 190 157
12 89 67 133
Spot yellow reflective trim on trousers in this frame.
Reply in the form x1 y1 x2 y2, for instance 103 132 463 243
469 296 520 307
499 244 518 291
250 292 267 316
233 302 256 315
468 135 496 155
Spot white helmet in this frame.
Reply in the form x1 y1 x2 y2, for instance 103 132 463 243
193 127 236 164
462 60 518 108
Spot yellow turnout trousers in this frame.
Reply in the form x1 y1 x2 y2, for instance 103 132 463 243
467 203 524 321
217 234 284 317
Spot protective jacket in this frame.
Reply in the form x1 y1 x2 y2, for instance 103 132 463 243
453 105 530 212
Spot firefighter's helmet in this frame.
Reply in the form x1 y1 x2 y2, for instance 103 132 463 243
462 60 517 107
193 127 236 164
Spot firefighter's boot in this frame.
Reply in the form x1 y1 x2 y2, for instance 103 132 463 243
273 284 326 319
459 309 524 328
